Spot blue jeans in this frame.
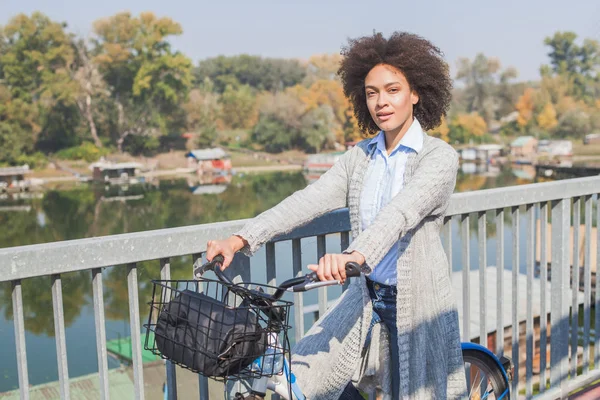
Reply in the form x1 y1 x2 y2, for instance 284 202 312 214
339 279 399 400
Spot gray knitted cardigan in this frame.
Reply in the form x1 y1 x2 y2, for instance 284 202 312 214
235 132 467 399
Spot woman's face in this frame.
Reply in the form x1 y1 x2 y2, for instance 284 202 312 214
364 64 419 135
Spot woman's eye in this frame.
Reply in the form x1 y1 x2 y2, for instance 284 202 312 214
366 91 376 97
389 88 399 93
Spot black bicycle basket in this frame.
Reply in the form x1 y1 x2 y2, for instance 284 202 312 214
144 278 292 381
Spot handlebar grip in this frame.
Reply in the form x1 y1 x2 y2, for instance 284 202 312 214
212 254 225 266
194 254 235 285
345 262 362 278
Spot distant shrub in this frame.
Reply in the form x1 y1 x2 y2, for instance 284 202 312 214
15 152 48 169
55 143 111 163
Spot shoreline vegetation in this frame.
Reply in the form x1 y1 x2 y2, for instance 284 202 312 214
0 12 599 176
15 141 600 186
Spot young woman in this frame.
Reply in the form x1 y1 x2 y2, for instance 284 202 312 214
206 31 466 399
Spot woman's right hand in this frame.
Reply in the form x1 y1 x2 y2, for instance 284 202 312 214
205 235 248 270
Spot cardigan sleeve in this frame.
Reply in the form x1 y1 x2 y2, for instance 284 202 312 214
344 142 458 271
233 147 356 256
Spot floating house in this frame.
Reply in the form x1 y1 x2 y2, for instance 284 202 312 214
0 165 33 192
90 161 144 183
186 148 232 174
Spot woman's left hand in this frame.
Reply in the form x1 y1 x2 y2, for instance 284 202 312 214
308 251 365 284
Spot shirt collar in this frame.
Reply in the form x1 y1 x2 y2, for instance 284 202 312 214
367 118 424 155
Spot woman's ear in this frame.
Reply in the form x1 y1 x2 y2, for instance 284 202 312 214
411 90 419 105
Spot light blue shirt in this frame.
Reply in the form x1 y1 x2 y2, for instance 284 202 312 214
359 118 424 285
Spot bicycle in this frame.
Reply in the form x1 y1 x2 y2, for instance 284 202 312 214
144 255 513 400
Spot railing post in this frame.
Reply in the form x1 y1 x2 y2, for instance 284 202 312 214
550 198 570 396
51 274 70 400
160 258 177 400
12 280 29 400
92 268 109 400
127 263 145 400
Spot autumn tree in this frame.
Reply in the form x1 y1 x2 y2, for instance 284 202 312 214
448 113 488 144
429 116 450 143
536 103 558 131
515 88 536 130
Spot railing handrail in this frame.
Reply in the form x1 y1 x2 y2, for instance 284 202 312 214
0 209 352 282
446 174 600 216
2 175 600 282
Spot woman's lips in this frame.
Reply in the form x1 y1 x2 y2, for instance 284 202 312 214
377 113 393 122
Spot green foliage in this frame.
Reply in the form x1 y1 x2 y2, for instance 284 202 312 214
55 142 111 162
197 124 218 149
455 54 518 123
92 12 193 150
122 135 160 156
194 55 306 93
0 12 76 103
554 108 592 139
297 105 335 153
15 151 47 169
0 121 29 164
251 115 293 153
543 32 600 102
36 101 83 152
219 84 257 129
2 13 599 163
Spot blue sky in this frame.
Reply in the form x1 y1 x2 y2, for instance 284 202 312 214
1 0 598 82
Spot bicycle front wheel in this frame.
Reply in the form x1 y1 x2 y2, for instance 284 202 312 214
463 349 510 400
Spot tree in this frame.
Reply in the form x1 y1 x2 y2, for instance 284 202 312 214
543 32 600 102
251 90 303 152
449 113 487 144
455 54 518 123
92 12 193 152
251 89 334 153
0 13 81 156
555 108 591 138
304 53 343 83
515 88 536 129
219 84 257 130
0 84 37 163
495 67 520 118
298 105 336 152
183 81 221 148
251 114 294 153
429 116 450 142
287 79 356 144
194 55 306 93
70 39 109 148
0 13 76 103
536 103 558 132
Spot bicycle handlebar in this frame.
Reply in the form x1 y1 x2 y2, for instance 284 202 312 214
194 254 363 300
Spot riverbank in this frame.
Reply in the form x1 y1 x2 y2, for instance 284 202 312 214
22 148 307 183
16 141 600 183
